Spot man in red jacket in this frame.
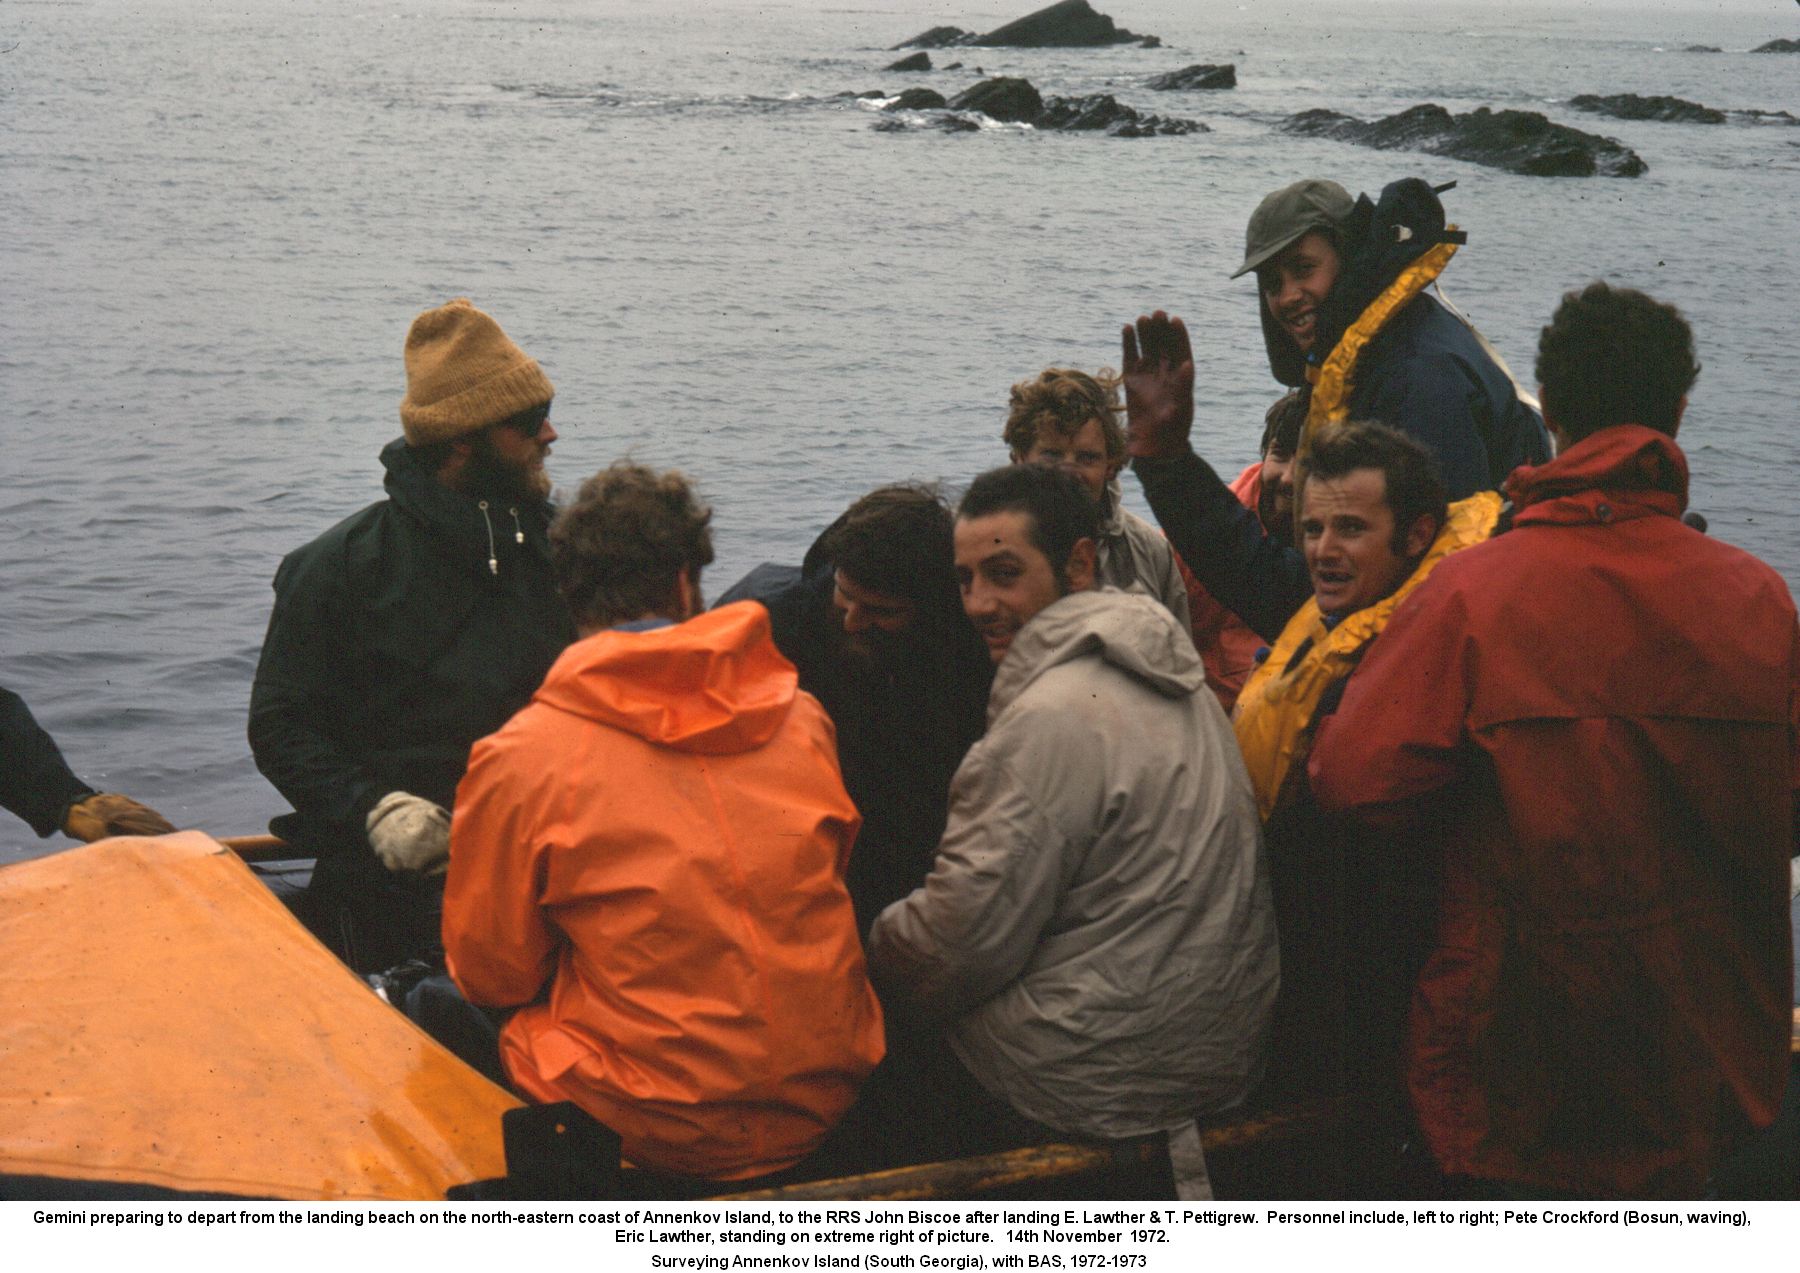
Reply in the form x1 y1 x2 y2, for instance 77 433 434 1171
1310 282 1798 1198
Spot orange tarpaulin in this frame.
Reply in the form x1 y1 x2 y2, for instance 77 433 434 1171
0 832 520 1199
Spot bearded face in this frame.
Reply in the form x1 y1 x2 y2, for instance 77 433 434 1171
459 425 552 505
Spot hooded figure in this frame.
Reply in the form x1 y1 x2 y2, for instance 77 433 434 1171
443 603 885 1183
1240 177 1551 497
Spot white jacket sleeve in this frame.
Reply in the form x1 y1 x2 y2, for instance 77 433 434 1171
867 708 1101 1020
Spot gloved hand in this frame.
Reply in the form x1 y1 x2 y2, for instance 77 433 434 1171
366 791 451 875
62 793 177 842
1121 310 1197 460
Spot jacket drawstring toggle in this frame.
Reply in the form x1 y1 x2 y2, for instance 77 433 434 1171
478 500 499 576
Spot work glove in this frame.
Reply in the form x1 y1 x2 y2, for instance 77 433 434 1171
61 793 177 842
1121 310 1197 460
366 791 451 875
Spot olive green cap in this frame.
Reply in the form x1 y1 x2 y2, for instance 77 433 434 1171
1231 179 1355 279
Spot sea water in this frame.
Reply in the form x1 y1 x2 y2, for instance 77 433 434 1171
2 0 1797 852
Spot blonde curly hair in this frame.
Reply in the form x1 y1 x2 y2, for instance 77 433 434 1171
1002 367 1126 464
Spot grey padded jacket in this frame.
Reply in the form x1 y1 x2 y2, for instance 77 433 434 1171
1097 479 1193 640
869 589 1278 1139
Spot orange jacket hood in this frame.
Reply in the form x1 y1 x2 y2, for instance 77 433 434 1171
533 602 797 754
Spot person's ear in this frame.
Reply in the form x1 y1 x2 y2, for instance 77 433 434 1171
1403 514 1439 561
1539 389 1570 454
676 568 701 621
1065 538 1098 592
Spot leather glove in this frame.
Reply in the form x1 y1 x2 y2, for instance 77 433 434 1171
62 793 177 842
366 791 451 875
1121 310 1197 460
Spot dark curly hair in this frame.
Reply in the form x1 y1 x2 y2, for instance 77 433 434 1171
1535 281 1699 443
550 461 714 630
812 484 957 607
957 463 1100 583
1298 420 1447 556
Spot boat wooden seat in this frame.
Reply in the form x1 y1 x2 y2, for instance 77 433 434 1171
710 1095 1369 1201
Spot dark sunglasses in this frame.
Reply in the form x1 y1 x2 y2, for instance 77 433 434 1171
496 405 550 440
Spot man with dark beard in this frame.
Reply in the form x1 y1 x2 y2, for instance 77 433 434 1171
717 485 992 935
250 299 576 973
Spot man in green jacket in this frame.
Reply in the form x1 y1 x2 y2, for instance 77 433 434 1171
249 299 576 973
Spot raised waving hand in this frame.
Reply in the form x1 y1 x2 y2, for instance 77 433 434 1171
1121 311 1196 461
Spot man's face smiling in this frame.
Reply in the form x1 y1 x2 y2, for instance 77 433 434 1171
1259 231 1342 354
1015 417 1117 504
831 569 916 663
1258 440 1298 541
1299 467 1432 617
954 510 1068 665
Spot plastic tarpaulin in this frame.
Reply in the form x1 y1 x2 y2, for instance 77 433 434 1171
0 832 520 1199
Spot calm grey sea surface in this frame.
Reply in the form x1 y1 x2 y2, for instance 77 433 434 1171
3 0 1797 856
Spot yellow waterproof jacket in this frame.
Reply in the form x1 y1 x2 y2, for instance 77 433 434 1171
1232 491 1503 820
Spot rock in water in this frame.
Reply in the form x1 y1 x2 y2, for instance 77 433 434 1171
1570 93 1726 124
892 26 975 50
933 78 1203 135
1281 103 1647 177
949 77 1044 123
1683 44 1722 53
973 0 1154 48
886 52 932 72
1036 93 1207 135
1147 63 1236 90
885 88 948 111
1732 108 1799 125
1750 38 1800 52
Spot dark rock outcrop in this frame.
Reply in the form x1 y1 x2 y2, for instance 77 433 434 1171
1684 44 1722 53
885 88 948 111
1036 92 1206 135
949 77 1044 123
885 52 932 72
1735 108 1799 124
872 113 981 134
975 0 1154 48
1280 103 1647 177
1570 93 1726 124
924 77 1202 136
892 26 975 50
1148 63 1236 90
1751 38 1800 53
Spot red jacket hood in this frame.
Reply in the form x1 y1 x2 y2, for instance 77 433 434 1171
1503 424 1688 527
532 602 797 754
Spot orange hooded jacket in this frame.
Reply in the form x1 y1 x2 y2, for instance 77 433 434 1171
443 602 884 1181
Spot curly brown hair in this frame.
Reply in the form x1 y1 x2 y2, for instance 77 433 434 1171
1002 367 1126 463
550 461 715 630
1536 281 1699 442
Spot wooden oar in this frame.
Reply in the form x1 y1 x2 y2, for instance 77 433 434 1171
218 834 305 863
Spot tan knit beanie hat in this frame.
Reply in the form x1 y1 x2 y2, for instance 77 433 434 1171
399 298 555 446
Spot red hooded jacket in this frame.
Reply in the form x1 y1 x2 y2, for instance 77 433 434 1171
1310 425 1798 1197
443 603 884 1181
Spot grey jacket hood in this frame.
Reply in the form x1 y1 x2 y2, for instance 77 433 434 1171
992 589 1205 722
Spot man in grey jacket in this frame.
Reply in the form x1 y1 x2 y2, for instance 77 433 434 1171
865 464 1277 1195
